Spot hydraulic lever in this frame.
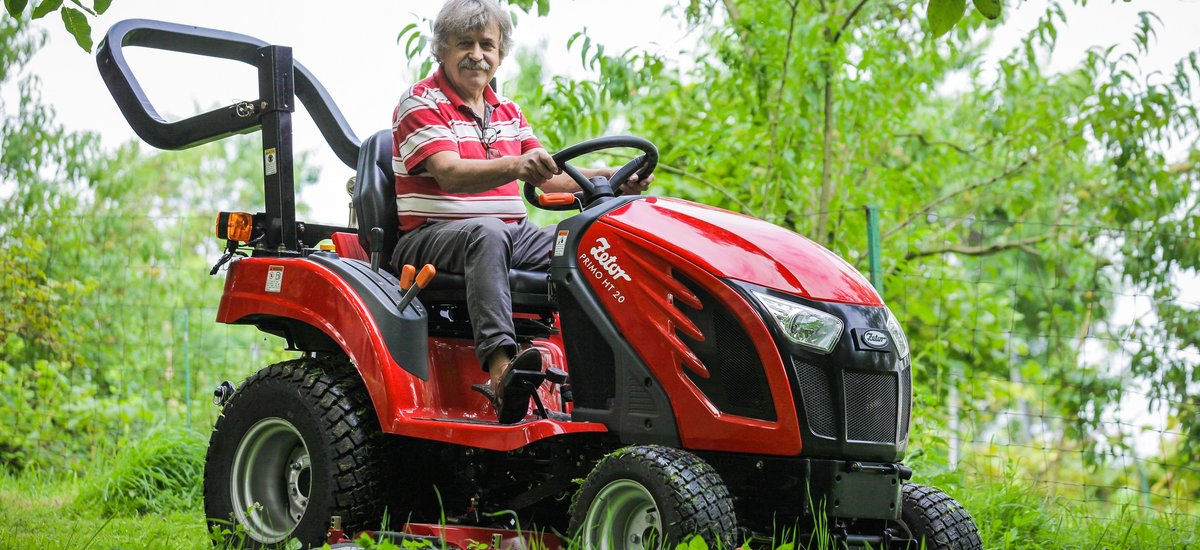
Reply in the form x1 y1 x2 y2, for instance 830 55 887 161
396 264 436 312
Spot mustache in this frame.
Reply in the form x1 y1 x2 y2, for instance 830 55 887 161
458 58 492 71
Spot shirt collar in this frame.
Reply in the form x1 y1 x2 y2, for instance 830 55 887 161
435 64 501 113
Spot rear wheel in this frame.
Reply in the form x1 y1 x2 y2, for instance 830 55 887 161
203 358 383 548
900 483 983 550
568 445 737 549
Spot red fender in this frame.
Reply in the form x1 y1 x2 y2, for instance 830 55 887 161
215 257 605 450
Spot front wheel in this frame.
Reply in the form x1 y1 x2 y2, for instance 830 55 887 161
568 445 738 549
900 483 983 550
203 358 384 548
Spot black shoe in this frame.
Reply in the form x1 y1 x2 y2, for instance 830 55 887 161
496 348 544 424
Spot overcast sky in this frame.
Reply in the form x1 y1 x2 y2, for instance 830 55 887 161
12 0 1200 224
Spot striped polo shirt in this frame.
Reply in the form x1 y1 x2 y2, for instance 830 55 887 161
391 66 542 231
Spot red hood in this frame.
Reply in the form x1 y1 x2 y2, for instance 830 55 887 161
598 197 882 306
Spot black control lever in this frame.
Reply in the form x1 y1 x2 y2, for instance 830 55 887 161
368 227 384 273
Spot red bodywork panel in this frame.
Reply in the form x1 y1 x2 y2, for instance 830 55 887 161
571 198 881 455
601 198 882 306
216 257 605 451
577 221 803 456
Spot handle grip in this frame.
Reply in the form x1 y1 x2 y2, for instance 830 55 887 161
399 264 416 291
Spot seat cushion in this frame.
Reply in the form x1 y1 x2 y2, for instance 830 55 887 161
421 268 551 310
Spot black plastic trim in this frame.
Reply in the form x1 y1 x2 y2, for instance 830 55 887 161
307 252 429 380
549 196 680 447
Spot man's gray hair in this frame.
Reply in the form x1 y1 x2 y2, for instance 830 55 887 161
432 0 513 61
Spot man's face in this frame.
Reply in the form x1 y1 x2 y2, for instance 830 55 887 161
442 23 502 100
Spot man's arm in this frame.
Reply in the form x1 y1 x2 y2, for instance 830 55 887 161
424 149 560 193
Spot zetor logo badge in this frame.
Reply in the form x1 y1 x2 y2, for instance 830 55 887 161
862 329 890 349
589 237 632 282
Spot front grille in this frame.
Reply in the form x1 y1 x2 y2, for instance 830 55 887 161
793 359 836 438
844 371 898 443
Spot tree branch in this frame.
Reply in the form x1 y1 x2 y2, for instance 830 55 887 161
833 0 872 44
656 163 754 213
721 0 742 23
762 0 800 217
894 132 987 161
904 233 1053 261
883 136 1072 239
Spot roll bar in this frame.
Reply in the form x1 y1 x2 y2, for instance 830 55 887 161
97 19 365 252
96 18 361 168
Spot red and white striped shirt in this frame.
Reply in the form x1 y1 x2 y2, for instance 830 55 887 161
391 66 542 232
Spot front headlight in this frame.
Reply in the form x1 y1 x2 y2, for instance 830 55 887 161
885 309 910 359
753 291 844 354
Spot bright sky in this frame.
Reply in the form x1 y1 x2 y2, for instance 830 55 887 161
13 0 1200 225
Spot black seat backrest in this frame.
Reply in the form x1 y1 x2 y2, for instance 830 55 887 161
353 130 398 265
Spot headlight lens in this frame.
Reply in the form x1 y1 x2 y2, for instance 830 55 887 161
753 291 844 354
885 309 910 359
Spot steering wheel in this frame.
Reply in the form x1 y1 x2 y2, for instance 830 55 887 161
524 136 658 211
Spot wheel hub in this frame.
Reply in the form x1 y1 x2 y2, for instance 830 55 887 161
581 479 664 549
229 417 310 544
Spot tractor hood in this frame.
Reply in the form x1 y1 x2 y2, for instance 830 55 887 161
598 197 882 307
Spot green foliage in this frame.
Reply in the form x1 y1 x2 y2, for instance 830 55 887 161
1 16 303 472
928 0 967 38
3 0 108 51
76 425 207 515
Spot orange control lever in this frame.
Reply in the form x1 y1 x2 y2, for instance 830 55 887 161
399 264 416 291
538 193 577 207
414 264 436 288
397 264 437 312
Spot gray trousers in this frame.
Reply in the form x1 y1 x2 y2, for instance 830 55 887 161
391 217 555 366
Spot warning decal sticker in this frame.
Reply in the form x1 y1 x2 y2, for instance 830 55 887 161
265 265 284 293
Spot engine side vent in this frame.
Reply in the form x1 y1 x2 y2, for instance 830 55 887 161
675 274 776 421
844 371 898 443
793 359 837 438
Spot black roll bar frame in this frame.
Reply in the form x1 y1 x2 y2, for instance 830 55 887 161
96 19 362 253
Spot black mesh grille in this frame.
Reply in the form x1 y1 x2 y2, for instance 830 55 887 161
899 364 912 441
792 359 836 438
844 371 898 443
676 275 776 421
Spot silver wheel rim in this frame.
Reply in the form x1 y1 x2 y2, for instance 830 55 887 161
581 479 664 549
230 417 311 543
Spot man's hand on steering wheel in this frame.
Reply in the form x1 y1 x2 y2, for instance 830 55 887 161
591 167 655 195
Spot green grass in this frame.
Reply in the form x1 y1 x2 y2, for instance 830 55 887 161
0 469 210 548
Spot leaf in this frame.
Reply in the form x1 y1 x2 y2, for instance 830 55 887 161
535 0 549 17
67 0 94 15
93 0 110 14
927 0 966 38
972 0 1001 20
60 7 93 51
31 0 63 19
4 0 28 17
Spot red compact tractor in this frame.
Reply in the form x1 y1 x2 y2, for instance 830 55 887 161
98 19 982 550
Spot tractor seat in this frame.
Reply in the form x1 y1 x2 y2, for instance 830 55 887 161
353 130 553 310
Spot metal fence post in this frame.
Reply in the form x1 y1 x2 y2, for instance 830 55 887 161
865 205 883 297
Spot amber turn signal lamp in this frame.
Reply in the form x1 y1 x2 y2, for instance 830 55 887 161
215 211 253 242
538 193 577 207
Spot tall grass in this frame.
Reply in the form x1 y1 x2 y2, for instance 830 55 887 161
76 425 207 515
